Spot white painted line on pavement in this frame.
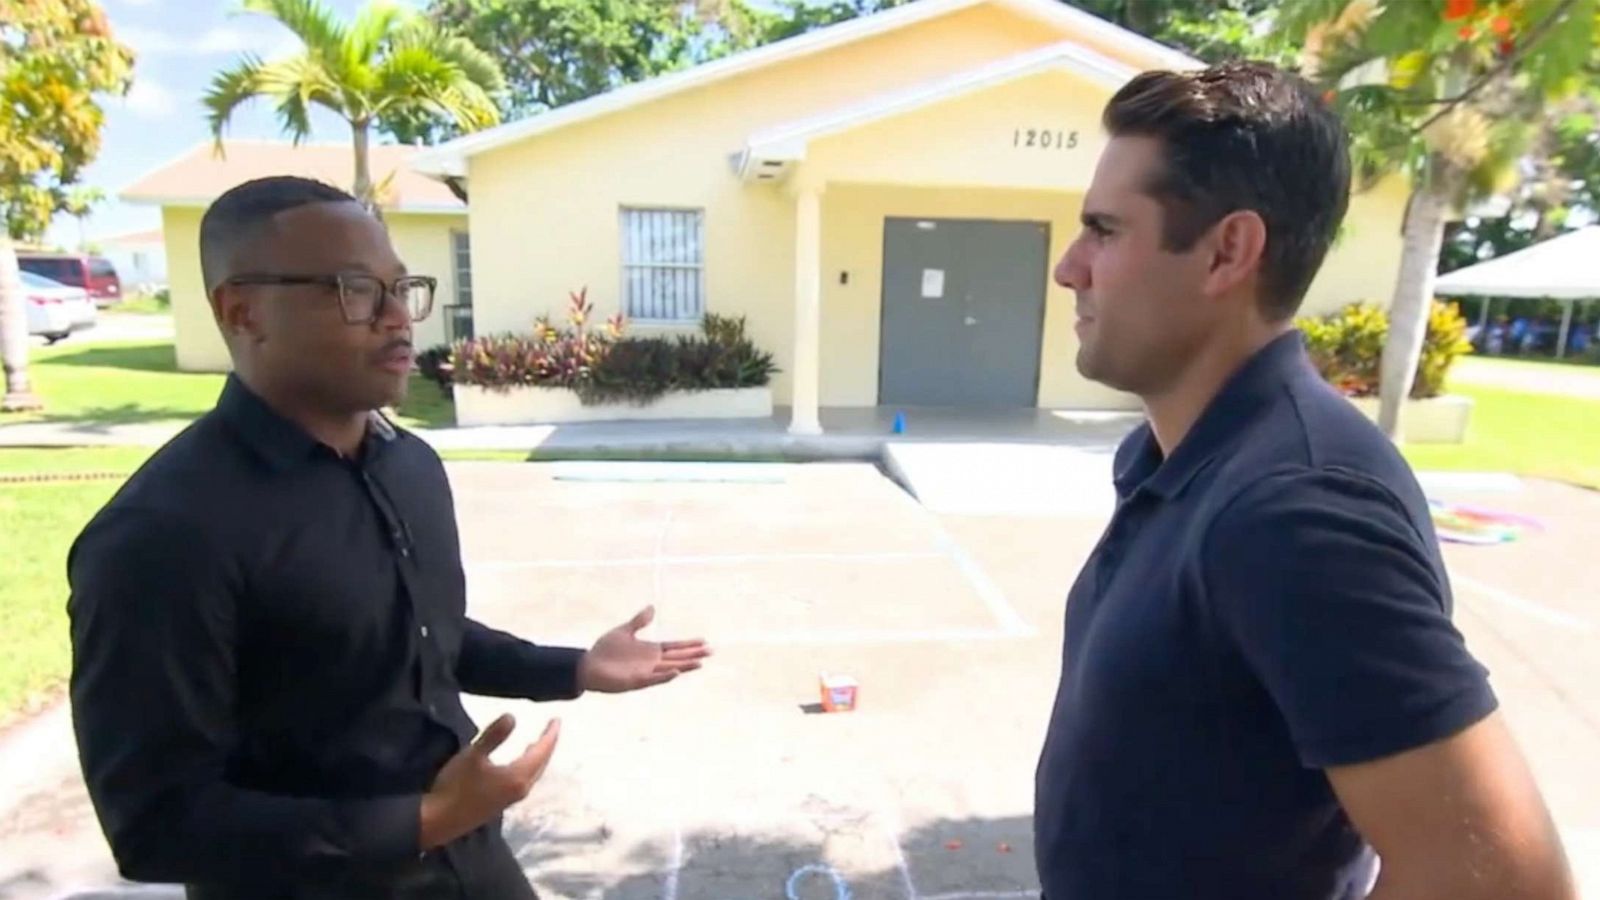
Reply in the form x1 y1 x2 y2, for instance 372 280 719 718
1454 574 1595 633
471 550 946 571
661 820 684 900
880 805 919 900
932 529 1033 638
711 627 1029 647
921 893 1037 900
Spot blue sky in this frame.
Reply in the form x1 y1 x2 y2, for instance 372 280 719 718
46 0 419 247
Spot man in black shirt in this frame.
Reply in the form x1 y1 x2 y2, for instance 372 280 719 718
67 176 710 899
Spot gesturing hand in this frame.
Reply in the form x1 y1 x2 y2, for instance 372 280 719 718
419 713 560 851
577 605 711 694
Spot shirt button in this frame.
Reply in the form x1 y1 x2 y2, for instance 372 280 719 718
428 703 438 716
420 625 429 638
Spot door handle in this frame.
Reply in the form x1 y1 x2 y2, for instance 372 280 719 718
964 316 979 326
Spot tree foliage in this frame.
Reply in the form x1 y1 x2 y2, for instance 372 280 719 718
205 0 506 199
0 0 132 241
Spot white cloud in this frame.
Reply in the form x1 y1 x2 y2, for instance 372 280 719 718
122 78 178 118
117 24 260 57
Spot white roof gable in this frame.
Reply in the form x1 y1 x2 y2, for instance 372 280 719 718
738 39 1137 180
411 0 1198 178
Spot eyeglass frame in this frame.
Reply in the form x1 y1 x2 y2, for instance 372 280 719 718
221 272 438 325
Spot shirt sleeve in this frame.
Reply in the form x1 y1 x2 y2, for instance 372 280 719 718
1202 467 1498 768
457 619 586 701
68 508 422 884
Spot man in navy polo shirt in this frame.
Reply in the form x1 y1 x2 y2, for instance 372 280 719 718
1034 61 1574 900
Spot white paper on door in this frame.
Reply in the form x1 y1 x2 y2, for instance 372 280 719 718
921 268 945 299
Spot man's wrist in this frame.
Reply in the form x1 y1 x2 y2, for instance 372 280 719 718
574 650 592 695
418 792 450 851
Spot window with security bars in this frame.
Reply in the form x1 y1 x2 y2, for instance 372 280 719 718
621 208 704 322
446 231 474 341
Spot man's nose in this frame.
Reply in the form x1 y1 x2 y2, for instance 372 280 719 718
1055 241 1088 291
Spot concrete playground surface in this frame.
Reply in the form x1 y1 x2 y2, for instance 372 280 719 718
0 460 1596 899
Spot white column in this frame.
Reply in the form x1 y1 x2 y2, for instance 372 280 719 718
788 183 823 436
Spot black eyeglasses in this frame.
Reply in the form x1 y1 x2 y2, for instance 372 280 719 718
223 273 436 325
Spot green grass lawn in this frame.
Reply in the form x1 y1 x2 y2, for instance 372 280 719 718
0 477 124 725
2 341 224 426
110 293 172 315
0 339 452 431
1401 380 1600 489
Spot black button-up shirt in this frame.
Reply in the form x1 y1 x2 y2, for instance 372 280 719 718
1034 332 1495 900
68 375 584 897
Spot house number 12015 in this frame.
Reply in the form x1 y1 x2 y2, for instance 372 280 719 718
1014 128 1079 149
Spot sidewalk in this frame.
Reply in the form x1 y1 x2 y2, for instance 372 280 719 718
0 407 1145 460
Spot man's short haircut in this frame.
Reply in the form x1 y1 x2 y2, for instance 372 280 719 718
1103 61 1352 321
198 176 358 293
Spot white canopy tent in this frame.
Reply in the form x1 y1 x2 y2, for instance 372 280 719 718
1435 226 1600 357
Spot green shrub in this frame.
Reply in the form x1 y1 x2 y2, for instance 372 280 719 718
451 288 622 392
450 293 778 405
1298 300 1473 399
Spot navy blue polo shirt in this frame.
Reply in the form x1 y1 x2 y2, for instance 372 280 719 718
1034 331 1497 899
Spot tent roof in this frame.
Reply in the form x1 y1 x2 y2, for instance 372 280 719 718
1434 226 1600 300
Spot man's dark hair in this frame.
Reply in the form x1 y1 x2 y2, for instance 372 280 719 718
199 176 358 293
1104 61 1351 320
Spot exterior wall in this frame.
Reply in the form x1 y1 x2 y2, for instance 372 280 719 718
162 206 224 372
1302 175 1411 318
462 0 1410 408
386 214 464 349
164 206 466 372
466 3 1068 404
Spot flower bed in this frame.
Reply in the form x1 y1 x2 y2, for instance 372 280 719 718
427 289 779 427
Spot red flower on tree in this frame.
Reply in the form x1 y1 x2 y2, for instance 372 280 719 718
1490 15 1512 35
1444 0 1476 21
1458 24 1476 40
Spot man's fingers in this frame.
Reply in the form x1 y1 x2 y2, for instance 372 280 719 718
661 639 708 653
508 719 561 784
662 645 711 663
472 713 516 757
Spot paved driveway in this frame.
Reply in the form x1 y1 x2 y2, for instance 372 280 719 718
1 461 1595 899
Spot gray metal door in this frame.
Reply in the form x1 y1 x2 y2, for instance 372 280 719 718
879 217 1049 408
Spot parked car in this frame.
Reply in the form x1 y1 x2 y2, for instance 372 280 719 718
20 270 98 343
18 252 122 306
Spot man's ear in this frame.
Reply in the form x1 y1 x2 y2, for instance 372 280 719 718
1201 209 1268 299
212 283 264 344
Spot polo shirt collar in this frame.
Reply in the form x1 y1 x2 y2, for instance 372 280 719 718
1122 330 1310 501
216 374 396 472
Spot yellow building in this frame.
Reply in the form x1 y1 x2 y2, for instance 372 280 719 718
130 0 1408 423
121 140 470 372
411 0 1409 431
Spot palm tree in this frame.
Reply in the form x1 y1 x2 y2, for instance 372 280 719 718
1281 0 1595 439
64 186 105 249
204 0 506 206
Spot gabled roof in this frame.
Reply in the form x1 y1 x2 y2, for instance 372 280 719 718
411 0 1198 178
122 140 465 213
737 39 1136 181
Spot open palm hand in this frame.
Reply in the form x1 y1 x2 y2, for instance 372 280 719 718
577 606 711 694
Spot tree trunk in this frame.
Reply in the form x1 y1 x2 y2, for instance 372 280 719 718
351 121 374 209
0 236 42 412
1377 185 1448 440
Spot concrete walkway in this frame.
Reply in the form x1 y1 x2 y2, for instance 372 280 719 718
0 407 1144 461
